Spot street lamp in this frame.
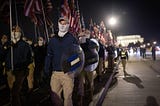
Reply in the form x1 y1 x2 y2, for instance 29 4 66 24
147 43 150 46
108 17 117 27
153 41 157 45
107 16 118 45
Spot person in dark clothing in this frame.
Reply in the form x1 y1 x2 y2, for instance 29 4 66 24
117 48 129 77
142 47 146 59
25 38 35 93
96 41 105 82
45 17 79 106
0 34 9 85
106 44 115 72
5 26 33 106
34 36 46 88
152 45 156 61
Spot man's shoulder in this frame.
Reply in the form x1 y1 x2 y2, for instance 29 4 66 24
19 40 28 45
65 32 76 37
18 40 30 48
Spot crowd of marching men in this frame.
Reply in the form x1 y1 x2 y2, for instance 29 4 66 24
0 20 118 106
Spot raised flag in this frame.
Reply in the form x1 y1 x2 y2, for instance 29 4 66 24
69 0 81 35
45 15 53 27
81 14 85 29
24 0 53 25
89 18 94 36
61 0 71 18
45 0 53 12
24 0 34 16
60 0 81 35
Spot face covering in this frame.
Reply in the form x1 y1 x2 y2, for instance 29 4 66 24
79 36 89 44
27 41 33 45
11 31 21 44
58 22 69 37
38 40 43 46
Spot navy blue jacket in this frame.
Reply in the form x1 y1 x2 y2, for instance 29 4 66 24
5 40 33 71
45 32 78 72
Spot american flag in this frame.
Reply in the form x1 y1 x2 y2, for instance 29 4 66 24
45 0 53 12
89 18 94 36
24 0 53 25
24 0 35 17
81 14 85 29
61 0 71 19
60 0 81 35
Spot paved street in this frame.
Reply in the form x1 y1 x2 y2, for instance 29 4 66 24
101 53 160 106
1 52 160 106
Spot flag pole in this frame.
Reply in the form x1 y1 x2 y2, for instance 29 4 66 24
14 0 18 26
81 13 85 29
34 23 38 44
50 24 54 34
37 26 40 38
9 0 14 71
40 0 49 43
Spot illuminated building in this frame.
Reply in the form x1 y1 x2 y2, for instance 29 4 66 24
117 35 144 47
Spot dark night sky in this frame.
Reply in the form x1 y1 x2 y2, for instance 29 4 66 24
79 0 160 42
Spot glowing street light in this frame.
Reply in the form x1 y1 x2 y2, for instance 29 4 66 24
106 16 119 45
147 43 150 46
153 41 157 45
108 17 117 27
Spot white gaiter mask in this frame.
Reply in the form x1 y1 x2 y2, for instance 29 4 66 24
11 31 21 44
58 23 69 37
38 41 43 46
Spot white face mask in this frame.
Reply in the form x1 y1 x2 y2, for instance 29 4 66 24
27 41 32 45
79 36 89 44
11 31 21 44
58 22 69 32
38 41 43 46
58 22 69 37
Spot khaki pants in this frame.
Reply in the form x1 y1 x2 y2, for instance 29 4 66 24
77 70 94 105
6 70 28 106
50 72 74 106
96 57 104 76
6 70 15 89
27 63 35 89
107 55 114 70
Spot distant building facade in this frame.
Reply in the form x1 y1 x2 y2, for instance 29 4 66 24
117 35 144 47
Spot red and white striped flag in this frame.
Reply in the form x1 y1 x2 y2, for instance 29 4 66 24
69 0 81 35
45 0 53 12
24 0 53 25
61 0 71 19
24 0 35 16
60 0 81 35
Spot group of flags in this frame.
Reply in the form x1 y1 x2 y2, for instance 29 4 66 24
60 0 81 35
23 0 82 35
24 0 53 26
0 0 113 45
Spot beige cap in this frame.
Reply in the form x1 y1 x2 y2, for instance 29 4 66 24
58 17 69 23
